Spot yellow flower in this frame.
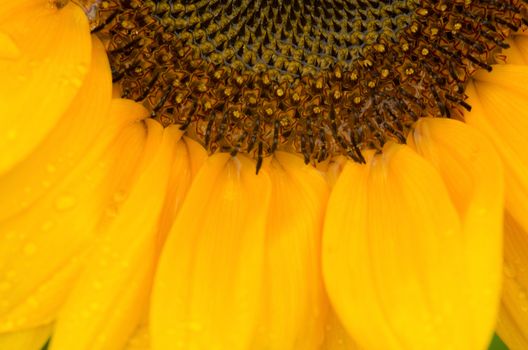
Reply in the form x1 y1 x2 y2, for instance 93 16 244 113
0 1 527 350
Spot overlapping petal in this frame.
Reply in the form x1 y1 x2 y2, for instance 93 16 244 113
251 152 329 350
0 323 52 350
151 154 272 350
50 122 189 350
465 65 528 235
0 36 111 221
0 0 91 174
323 117 503 350
462 37 528 350
0 1 526 350
495 213 528 350
0 100 148 334
408 118 504 349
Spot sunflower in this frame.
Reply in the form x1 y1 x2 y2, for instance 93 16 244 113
1 0 528 349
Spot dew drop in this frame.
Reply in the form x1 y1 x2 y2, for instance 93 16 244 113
46 163 57 173
27 296 39 308
0 320 14 331
4 231 17 240
23 243 37 256
70 76 83 88
119 259 130 268
6 128 17 141
54 194 77 211
95 334 108 345
76 63 88 76
187 322 203 332
40 220 55 231
28 59 39 68
0 281 12 292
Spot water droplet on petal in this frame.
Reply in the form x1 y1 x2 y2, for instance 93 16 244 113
76 63 88 76
4 231 17 240
70 77 83 88
6 128 17 141
92 280 103 290
0 320 14 331
0 282 12 292
23 243 37 256
27 297 39 308
187 322 203 332
46 163 57 173
54 194 77 211
41 220 55 231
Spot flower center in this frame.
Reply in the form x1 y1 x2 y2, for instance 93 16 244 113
86 0 526 170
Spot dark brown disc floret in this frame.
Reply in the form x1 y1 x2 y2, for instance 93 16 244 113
87 0 527 171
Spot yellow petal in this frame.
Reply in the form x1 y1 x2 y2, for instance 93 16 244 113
513 36 528 62
465 66 528 233
323 143 486 350
0 1 91 174
0 100 148 333
151 154 272 350
156 136 207 245
408 117 504 349
0 323 52 350
473 64 528 94
0 35 111 221
122 137 206 350
504 37 528 65
496 213 528 350
251 152 328 350
50 121 179 350
0 0 49 21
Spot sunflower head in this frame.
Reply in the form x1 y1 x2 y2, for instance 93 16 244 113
3 0 528 349
79 0 528 172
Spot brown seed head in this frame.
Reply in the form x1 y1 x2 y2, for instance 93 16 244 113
88 0 527 168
